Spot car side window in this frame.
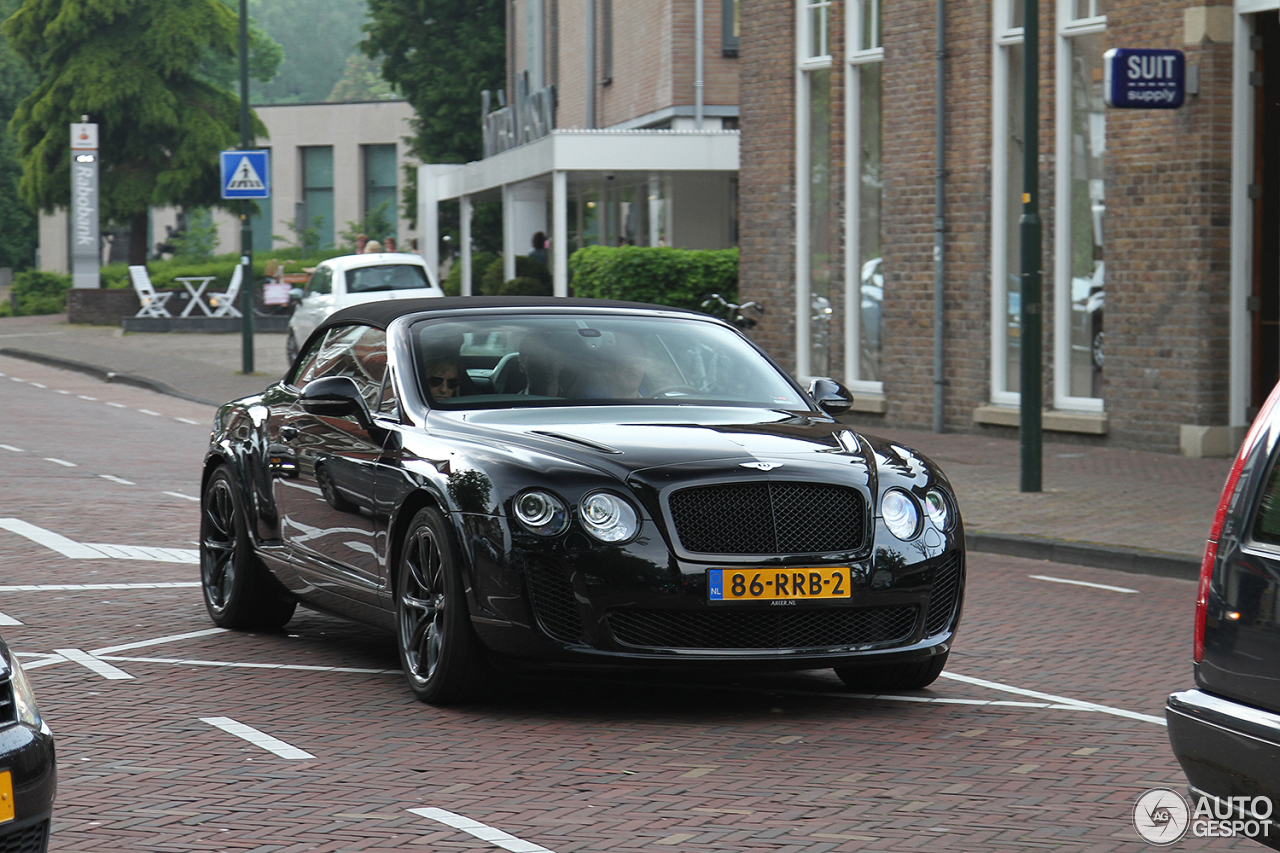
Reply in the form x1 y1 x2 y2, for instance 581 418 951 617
306 266 332 297
293 325 387 412
1251 451 1280 546
290 333 328 388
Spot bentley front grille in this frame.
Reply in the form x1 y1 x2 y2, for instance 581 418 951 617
524 557 586 644
606 606 918 651
667 482 867 555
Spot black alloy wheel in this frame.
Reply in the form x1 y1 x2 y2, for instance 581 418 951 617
316 462 358 512
395 507 492 704
834 651 949 692
200 465 296 630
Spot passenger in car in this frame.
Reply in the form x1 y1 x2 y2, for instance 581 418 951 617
517 333 566 396
579 337 649 399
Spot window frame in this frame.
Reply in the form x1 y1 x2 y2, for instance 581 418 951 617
795 0 834 381
722 0 740 57
989 0 1024 406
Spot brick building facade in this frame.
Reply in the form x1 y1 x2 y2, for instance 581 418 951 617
739 0 1259 457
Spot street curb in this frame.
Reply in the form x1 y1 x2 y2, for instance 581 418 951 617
968 531 1200 581
0 347 220 407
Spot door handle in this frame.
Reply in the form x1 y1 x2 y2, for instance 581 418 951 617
279 425 299 441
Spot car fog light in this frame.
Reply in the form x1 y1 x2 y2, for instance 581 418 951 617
924 489 952 530
882 489 921 540
514 490 568 535
579 492 640 543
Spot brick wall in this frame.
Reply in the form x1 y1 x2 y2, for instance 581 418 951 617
739 0 797 367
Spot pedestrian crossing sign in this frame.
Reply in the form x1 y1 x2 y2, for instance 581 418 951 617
220 150 270 199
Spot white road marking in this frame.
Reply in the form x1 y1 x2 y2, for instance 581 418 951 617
200 717 314 760
29 382 45 389
1029 574 1139 594
0 518 197 563
174 417 199 425
43 457 76 467
99 474 135 486
99 655 397 676
939 672 1165 725
106 402 126 408
92 628 228 655
409 807 557 853
9 376 24 383
0 444 22 452
54 389 70 395
0 613 21 626
164 491 200 502
0 582 199 592
138 409 161 417
76 395 97 401
54 648 134 680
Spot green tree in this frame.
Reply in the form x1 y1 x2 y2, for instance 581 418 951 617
249 0 367 104
4 0 270 265
327 52 396 102
0 0 38 271
361 0 504 164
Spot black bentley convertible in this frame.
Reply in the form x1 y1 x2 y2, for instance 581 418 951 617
200 297 965 703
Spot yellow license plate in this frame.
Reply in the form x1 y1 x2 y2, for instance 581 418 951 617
0 769 13 823
708 568 851 602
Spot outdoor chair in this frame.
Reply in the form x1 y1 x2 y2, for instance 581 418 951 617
128 265 173 318
207 265 243 318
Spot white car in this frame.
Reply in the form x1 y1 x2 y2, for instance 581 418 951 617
286 253 444 363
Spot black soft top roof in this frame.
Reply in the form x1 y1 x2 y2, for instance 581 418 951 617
319 295 712 334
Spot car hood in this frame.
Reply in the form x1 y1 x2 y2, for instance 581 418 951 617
436 405 890 486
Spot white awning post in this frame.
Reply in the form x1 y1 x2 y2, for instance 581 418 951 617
553 170 568 296
460 194 473 296
417 164 462 284
502 184 516 283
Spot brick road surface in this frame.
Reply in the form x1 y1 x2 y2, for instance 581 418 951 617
0 347 1255 851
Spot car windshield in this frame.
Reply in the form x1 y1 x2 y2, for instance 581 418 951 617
346 263 430 294
410 314 810 410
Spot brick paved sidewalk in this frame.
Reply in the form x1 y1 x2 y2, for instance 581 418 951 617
0 313 1231 576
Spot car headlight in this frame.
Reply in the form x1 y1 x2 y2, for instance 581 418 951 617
578 492 640 543
6 649 42 728
924 488 952 530
513 490 569 536
881 488 921 540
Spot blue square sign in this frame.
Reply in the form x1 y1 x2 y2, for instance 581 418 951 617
1104 49 1185 109
220 150 270 199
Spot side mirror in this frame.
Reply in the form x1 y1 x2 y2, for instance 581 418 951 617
300 376 375 432
807 377 853 416
289 287 304 305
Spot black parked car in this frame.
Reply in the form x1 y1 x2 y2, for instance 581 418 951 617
0 635 55 851
200 297 965 704
1167 381 1280 847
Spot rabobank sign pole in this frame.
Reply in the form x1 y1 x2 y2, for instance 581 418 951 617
70 118 99 289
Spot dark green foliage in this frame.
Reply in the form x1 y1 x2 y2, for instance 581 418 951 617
441 251 497 297
480 255 550 297
6 269 70 315
568 246 739 312
498 276 551 297
0 0 38 270
361 0 503 163
4 0 269 262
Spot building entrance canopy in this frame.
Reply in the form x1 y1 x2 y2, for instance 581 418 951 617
419 129 739 296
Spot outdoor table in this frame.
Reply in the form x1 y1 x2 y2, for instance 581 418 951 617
176 276 216 317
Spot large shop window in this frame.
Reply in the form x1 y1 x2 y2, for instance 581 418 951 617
363 144 398 239
796 0 833 379
846 0 884 390
990 0 1024 403
1055 2 1106 410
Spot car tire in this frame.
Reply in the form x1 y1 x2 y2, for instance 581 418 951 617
833 652 949 691
316 462 359 512
200 465 297 631
395 506 492 704
285 330 299 365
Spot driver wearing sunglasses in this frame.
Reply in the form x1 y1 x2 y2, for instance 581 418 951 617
423 356 463 402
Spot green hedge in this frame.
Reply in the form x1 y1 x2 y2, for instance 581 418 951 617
441 251 498 297
480 255 551 296
0 270 72 316
567 246 738 312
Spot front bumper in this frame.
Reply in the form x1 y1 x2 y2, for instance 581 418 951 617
0 721 55 847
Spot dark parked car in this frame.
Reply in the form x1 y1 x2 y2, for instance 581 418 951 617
200 297 965 704
1167 381 1280 847
0 635 55 851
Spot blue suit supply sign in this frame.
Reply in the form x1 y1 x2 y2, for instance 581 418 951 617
1104 49 1185 109
220 150 271 199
